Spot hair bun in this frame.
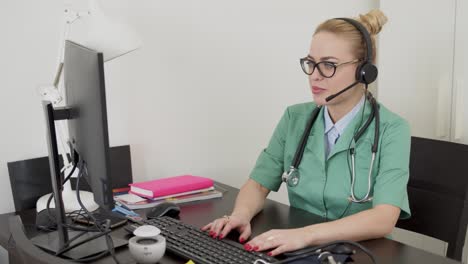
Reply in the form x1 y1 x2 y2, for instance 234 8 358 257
358 9 388 35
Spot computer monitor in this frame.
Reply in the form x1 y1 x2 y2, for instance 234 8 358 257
64 40 114 210
32 40 127 259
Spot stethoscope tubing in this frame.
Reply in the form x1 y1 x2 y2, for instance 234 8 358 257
349 151 375 203
282 92 379 204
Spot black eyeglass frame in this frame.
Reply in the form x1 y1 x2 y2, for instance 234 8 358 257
299 57 361 78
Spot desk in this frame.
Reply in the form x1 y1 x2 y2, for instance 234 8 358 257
0 182 460 264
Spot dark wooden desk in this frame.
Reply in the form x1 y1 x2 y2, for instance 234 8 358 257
0 183 461 264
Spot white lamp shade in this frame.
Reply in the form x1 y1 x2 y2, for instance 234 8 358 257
81 0 142 62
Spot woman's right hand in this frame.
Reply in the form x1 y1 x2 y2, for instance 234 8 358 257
201 213 252 243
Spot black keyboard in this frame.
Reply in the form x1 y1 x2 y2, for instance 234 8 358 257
145 216 279 264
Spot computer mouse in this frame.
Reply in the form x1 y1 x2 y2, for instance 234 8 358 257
147 202 180 219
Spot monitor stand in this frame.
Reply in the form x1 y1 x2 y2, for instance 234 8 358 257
31 230 128 260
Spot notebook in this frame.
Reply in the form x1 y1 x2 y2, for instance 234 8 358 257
129 175 214 198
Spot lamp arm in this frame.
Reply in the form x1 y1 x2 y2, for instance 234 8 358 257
53 62 64 88
54 8 90 87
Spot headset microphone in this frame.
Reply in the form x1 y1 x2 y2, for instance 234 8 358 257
325 81 359 102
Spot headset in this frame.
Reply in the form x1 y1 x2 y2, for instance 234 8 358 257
340 18 378 85
322 17 378 102
282 17 380 208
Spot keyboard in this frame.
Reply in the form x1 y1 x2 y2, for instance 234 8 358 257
145 216 279 264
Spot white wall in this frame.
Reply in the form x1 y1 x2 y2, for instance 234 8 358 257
117 0 377 205
378 0 456 141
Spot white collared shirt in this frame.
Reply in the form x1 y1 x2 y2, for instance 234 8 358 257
324 96 365 157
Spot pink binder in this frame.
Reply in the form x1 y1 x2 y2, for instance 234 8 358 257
129 175 214 198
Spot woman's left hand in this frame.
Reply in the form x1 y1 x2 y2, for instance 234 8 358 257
244 228 312 256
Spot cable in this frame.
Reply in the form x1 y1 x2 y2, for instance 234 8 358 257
45 150 80 216
55 229 112 256
35 158 80 232
74 161 120 264
44 159 118 263
272 240 377 264
38 149 119 263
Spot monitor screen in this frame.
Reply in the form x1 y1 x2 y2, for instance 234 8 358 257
64 40 114 210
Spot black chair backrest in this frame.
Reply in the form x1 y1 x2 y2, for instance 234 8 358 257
8 145 133 212
8 215 74 264
396 137 468 261
7 156 52 212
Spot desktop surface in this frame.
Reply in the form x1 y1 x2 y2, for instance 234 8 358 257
0 182 461 264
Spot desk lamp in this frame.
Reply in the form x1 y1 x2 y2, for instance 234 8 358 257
37 0 141 213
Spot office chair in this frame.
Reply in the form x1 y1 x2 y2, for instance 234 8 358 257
8 215 74 264
396 137 468 261
8 145 133 212
7 156 53 212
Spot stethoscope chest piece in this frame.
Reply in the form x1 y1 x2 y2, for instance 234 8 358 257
282 166 300 187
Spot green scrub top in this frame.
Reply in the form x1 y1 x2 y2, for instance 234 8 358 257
250 101 411 220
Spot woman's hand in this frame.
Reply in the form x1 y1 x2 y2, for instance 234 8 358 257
245 228 312 256
201 214 252 243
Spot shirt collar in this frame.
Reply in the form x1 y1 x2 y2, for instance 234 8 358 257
324 95 365 135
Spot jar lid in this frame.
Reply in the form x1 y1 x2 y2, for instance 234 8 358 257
133 225 161 238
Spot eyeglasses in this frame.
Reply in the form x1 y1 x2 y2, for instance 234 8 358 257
299 58 361 78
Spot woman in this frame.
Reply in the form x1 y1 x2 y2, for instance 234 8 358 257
202 9 410 257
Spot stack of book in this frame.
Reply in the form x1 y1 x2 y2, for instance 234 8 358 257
114 175 222 210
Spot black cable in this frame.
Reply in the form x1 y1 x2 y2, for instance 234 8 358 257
58 230 89 252
64 208 109 233
272 240 377 264
55 229 112 256
353 91 374 142
37 158 80 232
75 161 119 264
50 160 119 264
64 225 102 232
45 151 79 216
37 150 119 263
41 156 100 233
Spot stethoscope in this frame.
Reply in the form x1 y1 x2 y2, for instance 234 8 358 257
281 92 380 204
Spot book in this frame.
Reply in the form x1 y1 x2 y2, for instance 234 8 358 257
129 175 214 198
117 186 214 203
114 189 223 210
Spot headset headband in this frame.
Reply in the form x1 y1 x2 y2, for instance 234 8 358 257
335 18 373 63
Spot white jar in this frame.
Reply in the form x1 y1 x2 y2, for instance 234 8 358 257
128 225 166 263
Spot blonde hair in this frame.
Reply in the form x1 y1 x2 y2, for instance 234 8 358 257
314 9 388 63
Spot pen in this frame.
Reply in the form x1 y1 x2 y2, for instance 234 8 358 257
112 207 144 223
115 200 133 211
115 201 138 215
113 204 139 217
116 205 138 216
113 206 137 217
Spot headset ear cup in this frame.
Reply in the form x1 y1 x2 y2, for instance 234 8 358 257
356 63 378 84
